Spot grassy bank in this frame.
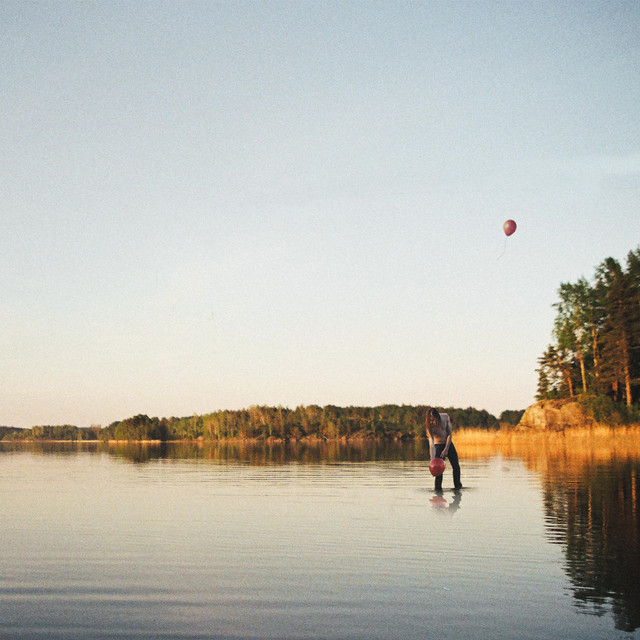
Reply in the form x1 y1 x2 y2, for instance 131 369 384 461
455 425 640 462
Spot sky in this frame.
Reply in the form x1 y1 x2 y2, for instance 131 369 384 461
2 1 639 428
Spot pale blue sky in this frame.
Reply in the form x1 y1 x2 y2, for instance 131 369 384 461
2 1 639 428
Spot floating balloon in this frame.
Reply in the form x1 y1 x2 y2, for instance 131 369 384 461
498 219 517 259
429 457 446 477
503 219 517 236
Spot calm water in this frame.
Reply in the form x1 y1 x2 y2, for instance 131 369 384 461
1 439 638 640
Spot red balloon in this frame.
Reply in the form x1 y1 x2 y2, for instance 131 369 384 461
429 457 446 477
503 219 517 236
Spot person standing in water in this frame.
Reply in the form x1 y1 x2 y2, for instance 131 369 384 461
426 407 462 491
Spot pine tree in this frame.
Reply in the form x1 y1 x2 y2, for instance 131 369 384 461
596 258 635 405
553 277 600 394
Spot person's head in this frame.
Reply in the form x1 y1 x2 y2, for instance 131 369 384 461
425 407 441 436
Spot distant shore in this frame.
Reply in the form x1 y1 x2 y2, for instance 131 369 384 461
3 423 640 446
2 399 639 445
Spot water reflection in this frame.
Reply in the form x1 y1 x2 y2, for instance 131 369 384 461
0 439 429 465
135 438 429 464
430 490 462 516
543 456 639 631
2 433 639 632
459 432 640 632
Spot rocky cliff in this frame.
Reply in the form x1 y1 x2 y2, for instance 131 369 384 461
518 399 594 431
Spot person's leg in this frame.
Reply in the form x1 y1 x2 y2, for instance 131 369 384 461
434 443 445 491
447 442 462 489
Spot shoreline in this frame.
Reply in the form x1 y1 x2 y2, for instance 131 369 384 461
3 424 640 446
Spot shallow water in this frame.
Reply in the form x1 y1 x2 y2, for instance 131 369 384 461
0 440 638 639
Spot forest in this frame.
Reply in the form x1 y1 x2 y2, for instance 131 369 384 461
537 247 640 418
0 405 511 442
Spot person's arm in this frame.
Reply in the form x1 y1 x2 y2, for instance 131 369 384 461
426 421 436 459
440 415 453 458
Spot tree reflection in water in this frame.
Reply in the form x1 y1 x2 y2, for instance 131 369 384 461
102 438 430 465
543 456 639 631
459 430 640 633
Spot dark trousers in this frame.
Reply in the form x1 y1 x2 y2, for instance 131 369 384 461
434 442 462 490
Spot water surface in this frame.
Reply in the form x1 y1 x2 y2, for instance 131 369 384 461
1 439 638 639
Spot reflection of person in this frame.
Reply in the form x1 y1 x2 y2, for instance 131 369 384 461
426 407 462 491
429 491 462 516
447 490 462 514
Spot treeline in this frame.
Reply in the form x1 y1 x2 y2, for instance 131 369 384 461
1 424 101 441
96 404 503 440
537 247 640 408
0 426 22 440
1 404 510 442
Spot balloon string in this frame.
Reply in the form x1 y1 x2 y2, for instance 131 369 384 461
497 237 507 260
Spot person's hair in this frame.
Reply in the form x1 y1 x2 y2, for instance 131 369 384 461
426 407 441 437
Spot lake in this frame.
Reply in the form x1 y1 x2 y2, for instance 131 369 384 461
1 435 639 640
